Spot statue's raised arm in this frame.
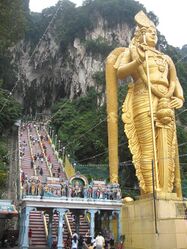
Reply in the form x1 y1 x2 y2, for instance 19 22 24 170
106 11 184 196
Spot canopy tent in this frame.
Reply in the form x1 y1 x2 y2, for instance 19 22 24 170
0 200 18 219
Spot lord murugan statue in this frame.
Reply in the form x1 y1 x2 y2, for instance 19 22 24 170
106 11 184 195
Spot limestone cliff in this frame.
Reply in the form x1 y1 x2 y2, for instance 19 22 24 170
12 1 140 114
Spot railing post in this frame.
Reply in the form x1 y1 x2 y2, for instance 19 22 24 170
20 206 33 249
89 209 97 240
19 207 25 247
114 210 121 241
109 213 113 232
55 208 67 249
48 210 53 248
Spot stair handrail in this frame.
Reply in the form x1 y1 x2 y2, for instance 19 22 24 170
43 125 75 180
27 126 37 176
84 211 90 224
65 213 72 237
35 126 52 177
43 124 75 179
42 211 48 239
43 127 53 147
43 126 66 176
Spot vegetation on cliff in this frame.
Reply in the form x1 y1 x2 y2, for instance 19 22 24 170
0 0 25 128
0 0 26 194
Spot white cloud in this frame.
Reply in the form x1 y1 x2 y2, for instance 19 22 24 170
29 0 59 12
29 0 82 12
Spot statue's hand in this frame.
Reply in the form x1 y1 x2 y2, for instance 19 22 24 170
136 44 147 63
170 97 183 109
139 43 148 52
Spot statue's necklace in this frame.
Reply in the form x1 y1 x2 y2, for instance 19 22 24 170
154 55 167 73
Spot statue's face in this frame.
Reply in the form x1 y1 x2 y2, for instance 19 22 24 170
145 26 157 47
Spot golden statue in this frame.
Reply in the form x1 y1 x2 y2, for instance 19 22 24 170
106 11 184 195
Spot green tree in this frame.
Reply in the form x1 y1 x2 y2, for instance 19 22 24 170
0 89 22 135
85 37 115 58
0 0 26 52
0 139 8 197
0 0 27 89
51 88 108 163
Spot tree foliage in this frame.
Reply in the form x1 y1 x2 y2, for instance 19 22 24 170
0 0 27 89
0 89 22 135
0 0 26 52
51 87 108 163
55 1 93 52
25 6 57 50
28 0 146 53
83 0 146 28
0 138 8 197
0 1 26 196
85 37 116 58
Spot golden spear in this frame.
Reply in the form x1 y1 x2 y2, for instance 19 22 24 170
143 34 160 191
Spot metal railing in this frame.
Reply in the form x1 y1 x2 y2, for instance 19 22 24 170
65 213 72 237
42 211 48 239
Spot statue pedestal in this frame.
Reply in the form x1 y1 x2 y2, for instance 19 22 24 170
122 195 187 249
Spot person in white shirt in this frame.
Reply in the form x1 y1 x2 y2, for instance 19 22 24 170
95 232 105 249
71 234 78 249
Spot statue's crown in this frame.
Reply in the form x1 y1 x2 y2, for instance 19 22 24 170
135 11 155 28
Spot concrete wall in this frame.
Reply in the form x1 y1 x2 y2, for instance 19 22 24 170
121 196 187 249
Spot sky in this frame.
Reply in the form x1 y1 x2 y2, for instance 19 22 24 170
29 0 187 48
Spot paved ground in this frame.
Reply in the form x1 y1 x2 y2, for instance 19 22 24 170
0 247 49 249
0 247 18 249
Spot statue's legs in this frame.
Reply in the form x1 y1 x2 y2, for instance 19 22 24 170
134 113 176 193
157 123 175 192
134 111 154 193
124 89 177 194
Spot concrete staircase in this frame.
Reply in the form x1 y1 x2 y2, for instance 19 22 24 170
29 211 47 248
31 125 51 178
20 127 34 177
79 214 90 238
20 124 50 248
20 122 89 248
45 212 72 244
45 212 90 245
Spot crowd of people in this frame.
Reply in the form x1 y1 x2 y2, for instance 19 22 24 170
20 122 63 182
56 230 124 249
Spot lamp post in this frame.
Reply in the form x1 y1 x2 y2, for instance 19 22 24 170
73 162 76 170
48 126 51 137
51 129 54 143
62 147 66 164
54 134 58 148
67 154 71 164
58 140 61 152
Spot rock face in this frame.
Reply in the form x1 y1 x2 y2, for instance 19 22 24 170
12 9 132 114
